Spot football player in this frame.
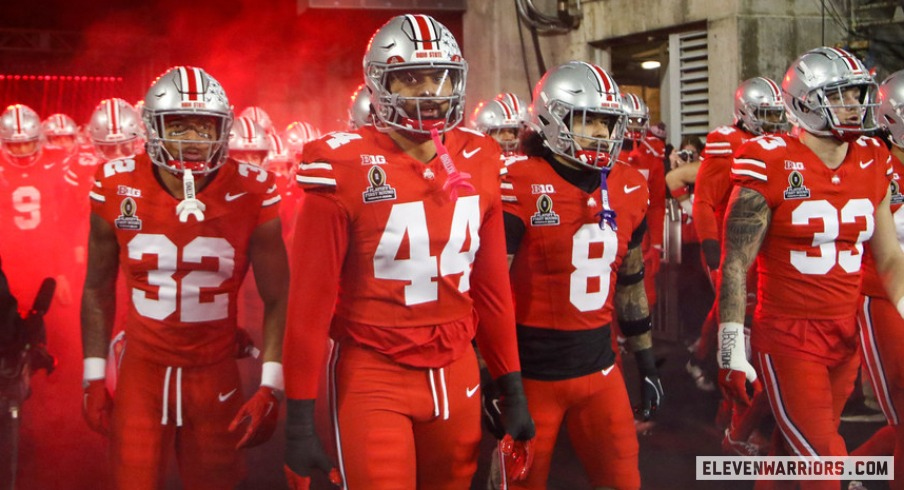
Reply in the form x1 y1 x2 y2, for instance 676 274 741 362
470 92 528 158
228 115 270 167
852 70 904 490
718 48 904 490
283 14 534 489
348 83 373 130
80 66 289 489
500 61 661 490
620 93 666 308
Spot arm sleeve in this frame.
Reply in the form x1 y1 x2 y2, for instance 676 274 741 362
693 155 732 242
503 211 526 255
283 191 349 400
646 155 666 248
472 197 521 379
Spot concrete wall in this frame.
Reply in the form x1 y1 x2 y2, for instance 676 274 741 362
464 0 846 133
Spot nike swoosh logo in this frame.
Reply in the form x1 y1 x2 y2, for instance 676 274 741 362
624 185 641 194
860 159 874 169
266 185 278 193
225 192 247 202
601 365 615 376
466 384 480 398
463 148 481 159
218 388 237 402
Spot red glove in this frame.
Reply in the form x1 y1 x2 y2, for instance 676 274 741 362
498 434 533 483
717 322 761 407
644 245 662 277
229 386 280 449
82 379 113 436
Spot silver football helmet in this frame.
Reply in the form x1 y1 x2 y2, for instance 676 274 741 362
363 14 467 135
87 98 143 160
239 106 274 134
735 77 789 135
470 93 528 154
0 104 43 168
229 116 270 166
878 70 904 148
142 66 233 174
348 84 373 130
42 113 79 152
782 47 878 142
531 61 627 169
619 93 649 141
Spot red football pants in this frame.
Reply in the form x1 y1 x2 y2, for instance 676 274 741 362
513 366 640 490
755 350 859 490
330 342 481 490
857 295 904 490
112 353 244 490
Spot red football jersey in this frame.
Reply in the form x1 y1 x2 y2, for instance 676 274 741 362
732 134 893 319
625 141 665 248
694 125 756 242
90 154 281 366
861 149 904 298
285 126 518 399
0 150 75 308
503 159 650 330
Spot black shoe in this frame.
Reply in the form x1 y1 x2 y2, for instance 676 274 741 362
840 398 885 423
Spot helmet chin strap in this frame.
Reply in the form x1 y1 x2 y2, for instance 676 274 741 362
176 169 206 222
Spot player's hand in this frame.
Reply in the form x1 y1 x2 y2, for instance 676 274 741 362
634 348 664 421
82 379 113 436
285 399 342 488
644 245 662 277
495 372 536 441
234 327 260 359
701 239 721 272
229 386 280 449
717 322 761 407
498 434 534 482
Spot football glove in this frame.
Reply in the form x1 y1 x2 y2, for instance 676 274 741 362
284 399 341 488
717 322 761 407
634 349 664 421
82 379 113 436
229 386 280 449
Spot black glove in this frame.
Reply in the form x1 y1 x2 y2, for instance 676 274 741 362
494 372 536 441
702 239 721 272
480 367 505 439
634 349 664 421
284 399 338 485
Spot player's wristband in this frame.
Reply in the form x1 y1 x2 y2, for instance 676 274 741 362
261 361 284 391
670 186 689 199
897 296 904 320
83 357 106 382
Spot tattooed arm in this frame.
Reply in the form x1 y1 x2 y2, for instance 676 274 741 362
716 185 770 405
719 186 771 324
615 244 652 351
615 243 662 419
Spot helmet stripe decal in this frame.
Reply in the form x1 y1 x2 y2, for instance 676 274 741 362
761 77 782 99
179 67 204 102
269 134 283 153
107 99 121 136
495 100 513 119
501 93 520 114
407 14 435 51
582 62 616 103
242 117 255 143
13 105 23 135
628 94 641 111
827 47 863 74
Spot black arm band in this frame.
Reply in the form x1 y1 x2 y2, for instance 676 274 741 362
618 315 652 336
616 266 645 286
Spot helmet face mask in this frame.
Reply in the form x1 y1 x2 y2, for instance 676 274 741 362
143 66 233 174
42 113 79 152
782 47 878 142
364 14 467 135
532 61 626 170
0 104 43 168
